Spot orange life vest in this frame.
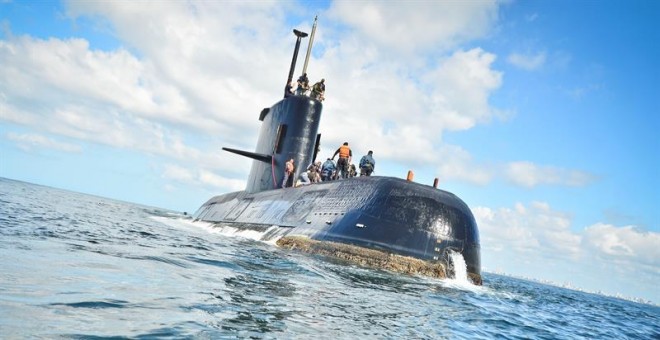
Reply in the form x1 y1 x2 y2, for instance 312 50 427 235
339 145 351 158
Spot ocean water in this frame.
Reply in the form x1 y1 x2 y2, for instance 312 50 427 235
1 178 658 339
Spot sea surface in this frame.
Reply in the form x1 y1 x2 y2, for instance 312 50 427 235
1 177 658 339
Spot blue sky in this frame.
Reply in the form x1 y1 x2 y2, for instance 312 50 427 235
1 1 658 303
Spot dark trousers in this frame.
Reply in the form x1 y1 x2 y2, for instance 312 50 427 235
282 172 293 188
360 165 373 176
337 157 349 179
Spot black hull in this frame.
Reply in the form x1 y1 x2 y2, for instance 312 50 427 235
194 176 481 283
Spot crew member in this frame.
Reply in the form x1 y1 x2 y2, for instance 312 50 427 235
311 78 325 101
284 81 294 98
298 171 311 186
332 142 352 179
282 158 294 188
359 150 376 176
307 162 322 183
348 164 357 178
321 158 336 181
296 73 310 96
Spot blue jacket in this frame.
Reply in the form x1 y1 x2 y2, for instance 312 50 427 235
322 159 336 174
359 154 375 169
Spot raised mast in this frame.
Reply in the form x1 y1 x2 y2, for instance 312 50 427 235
302 16 318 76
286 29 308 87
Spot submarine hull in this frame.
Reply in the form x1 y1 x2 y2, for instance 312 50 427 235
194 176 481 284
194 28 481 284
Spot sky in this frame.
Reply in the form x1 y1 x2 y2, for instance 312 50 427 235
1 1 658 303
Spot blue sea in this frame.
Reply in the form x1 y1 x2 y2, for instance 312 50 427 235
1 177 658 339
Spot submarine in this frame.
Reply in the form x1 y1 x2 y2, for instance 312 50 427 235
193 23 481 284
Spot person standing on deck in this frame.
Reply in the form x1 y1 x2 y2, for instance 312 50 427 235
282 158 295 188
332 142 352 179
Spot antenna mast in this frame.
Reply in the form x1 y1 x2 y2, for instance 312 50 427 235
302 16 317 76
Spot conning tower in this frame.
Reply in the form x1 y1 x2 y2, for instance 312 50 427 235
222 28 322 193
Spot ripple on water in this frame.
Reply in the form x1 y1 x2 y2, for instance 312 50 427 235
1 178 658 339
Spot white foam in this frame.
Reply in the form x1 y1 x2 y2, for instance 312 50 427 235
450 250 469 282
438 251 486 293
150 215 283 244
207 224 282 244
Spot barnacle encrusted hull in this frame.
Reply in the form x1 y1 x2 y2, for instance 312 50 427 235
277 236 449 279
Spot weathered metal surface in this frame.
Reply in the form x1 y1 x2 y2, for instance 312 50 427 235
277 236 448 279
245 96 322 193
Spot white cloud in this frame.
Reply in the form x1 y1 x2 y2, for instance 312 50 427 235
329 1 499 53
0 2 600 194
5 132 82 153
1 2 559 193
425 48 503 131
507 51 546 71
505 161 595 188
314 46 504 172
584 223 660 268
474 201 660 300
474 201 581 257
162 163 245 192
199 169 245 191
434 144 493 185
162 163 196 183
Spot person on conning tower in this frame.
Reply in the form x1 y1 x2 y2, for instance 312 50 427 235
296 73 309 96
311 78 325 101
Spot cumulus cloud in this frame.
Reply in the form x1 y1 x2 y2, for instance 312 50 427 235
314 46 504 171
0 1 602 194
5 132 82 153
505 161 595 188
425 48 503 131
474 201 660 292
2 1 511 191
583 223 660 269
434 144 493 185
507 51 546 71
329 1 499 53
474 201 581 257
